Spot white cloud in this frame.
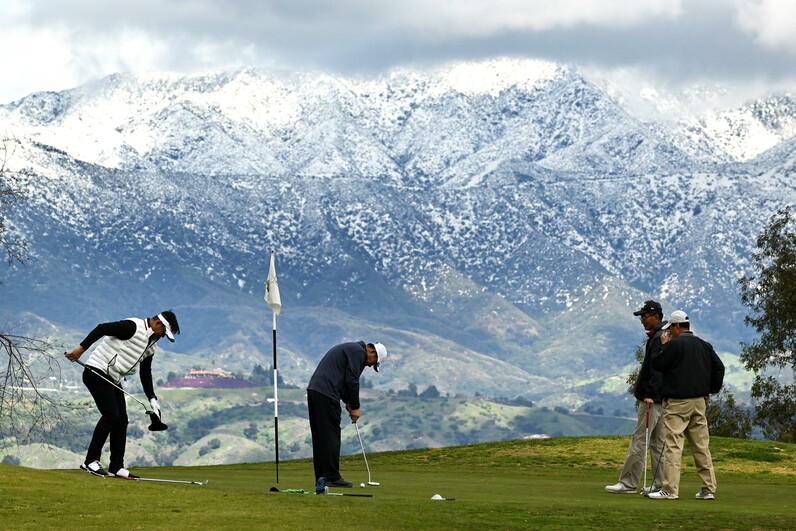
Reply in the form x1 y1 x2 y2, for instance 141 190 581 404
0 26 77 99
733 0 796 53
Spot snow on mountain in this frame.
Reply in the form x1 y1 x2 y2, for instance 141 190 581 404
693 94 796 161
1 58 795 404
1 58 735 181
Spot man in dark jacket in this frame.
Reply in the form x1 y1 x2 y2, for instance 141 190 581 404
307 341 386 488
648 310 725 500
605 300 667 494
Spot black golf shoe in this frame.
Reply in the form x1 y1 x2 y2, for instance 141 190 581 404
80 460 109 477
326 478 353 488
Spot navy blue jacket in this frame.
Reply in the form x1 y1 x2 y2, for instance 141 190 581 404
307 341 368 409
652 331 725 399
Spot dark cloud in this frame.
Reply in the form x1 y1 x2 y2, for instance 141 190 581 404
2 0 794 103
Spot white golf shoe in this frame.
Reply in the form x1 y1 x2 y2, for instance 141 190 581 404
695 491 715 500
604 482 636 494
647 490 679 500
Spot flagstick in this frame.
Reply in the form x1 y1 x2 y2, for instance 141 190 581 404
265 250 283 485
273 310 279 484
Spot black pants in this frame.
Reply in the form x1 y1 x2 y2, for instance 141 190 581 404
83 367 128 472
307 389 343 482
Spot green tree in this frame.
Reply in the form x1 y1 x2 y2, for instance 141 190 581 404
419 385 440 399
707 388 753 439
738 206 796 442
625 342 645 395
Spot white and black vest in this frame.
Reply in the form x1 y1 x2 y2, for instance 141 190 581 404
86 317 157 383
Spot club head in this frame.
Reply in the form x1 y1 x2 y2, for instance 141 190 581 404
367 481 380 486
148 412 168 431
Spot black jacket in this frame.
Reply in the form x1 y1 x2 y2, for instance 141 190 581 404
633 320 666 403
307 341 368 409
651 331 725 399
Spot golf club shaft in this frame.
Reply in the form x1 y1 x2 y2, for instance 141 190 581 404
354 422 372 483
132 477 208 485
643 402 650 491
74 359 151 413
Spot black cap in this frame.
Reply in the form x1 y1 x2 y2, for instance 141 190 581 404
633 300 662 316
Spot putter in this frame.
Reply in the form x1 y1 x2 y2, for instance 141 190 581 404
73 359 168 431
354 422 379 486
642 402 650 495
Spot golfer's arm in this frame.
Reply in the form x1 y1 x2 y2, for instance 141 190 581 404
79 320 136 349
140 356 156 400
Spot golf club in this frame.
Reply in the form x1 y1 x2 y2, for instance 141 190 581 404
642 402 650 494
125 477 208 485
354 421 379 486
326 492 373 498
270 486 372 497
72 358 168 431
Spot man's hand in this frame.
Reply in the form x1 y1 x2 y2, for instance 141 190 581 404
349 408 361 423
149 398 161 419
661 330 670 344
64 346 86 362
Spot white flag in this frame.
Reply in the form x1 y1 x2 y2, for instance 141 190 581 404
265 252 282 315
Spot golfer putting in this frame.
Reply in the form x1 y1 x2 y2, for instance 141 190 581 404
306 341 386 488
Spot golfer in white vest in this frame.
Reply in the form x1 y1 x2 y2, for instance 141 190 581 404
65 310 180 478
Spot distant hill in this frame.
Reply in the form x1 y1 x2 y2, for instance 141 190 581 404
0 387 635 469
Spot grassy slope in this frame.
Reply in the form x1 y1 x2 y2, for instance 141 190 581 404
3 388 636 468
1 436 794 530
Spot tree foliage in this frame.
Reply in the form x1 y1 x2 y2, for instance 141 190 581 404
625 342 644 395
707 388 753 439
738 206 796 442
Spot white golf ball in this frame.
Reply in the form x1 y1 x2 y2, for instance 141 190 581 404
360 483 365 488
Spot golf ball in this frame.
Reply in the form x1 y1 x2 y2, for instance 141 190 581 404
360 483 365 488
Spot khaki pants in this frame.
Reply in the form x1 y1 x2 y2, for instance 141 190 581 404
661 397 717 496
618 401 665 489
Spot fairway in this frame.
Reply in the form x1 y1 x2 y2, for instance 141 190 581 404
1 437 794 530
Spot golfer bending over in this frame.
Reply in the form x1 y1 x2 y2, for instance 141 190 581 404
65 310 180 478
307 341 385 488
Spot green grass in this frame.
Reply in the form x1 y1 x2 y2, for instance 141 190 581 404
1 436 794 530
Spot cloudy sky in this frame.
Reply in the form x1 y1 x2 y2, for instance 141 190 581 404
2 0 795 105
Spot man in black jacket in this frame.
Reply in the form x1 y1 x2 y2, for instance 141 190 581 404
605 300 667 494
648 310 725 500
307 341 385 488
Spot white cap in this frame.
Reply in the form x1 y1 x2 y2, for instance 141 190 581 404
662 310 689 329
373 342 387 372
157 313 175 342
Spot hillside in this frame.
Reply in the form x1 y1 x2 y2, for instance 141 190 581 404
1 58 794 409
1 387 635 469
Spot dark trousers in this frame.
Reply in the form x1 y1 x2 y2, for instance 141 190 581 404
307 389 342 482
83 367 128 472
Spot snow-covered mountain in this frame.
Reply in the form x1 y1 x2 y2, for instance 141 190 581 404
1 58 793 408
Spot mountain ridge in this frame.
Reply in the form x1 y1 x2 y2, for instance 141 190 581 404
1 57 794 409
